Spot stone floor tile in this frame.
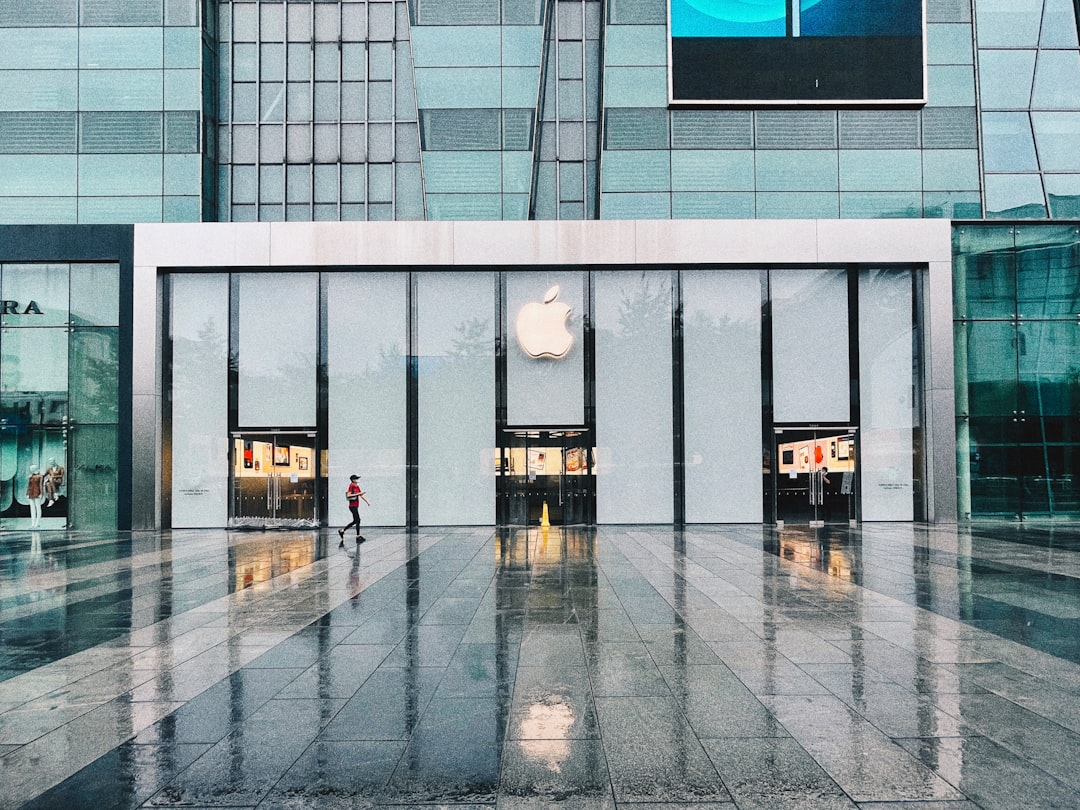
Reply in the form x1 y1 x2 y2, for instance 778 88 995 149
2 524 1080 808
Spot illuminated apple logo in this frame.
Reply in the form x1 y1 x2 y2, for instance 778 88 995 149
516 285 573 359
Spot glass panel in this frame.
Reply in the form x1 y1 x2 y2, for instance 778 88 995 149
68 425 116 530
505 271 584 426
237 273 317 427
326 272 407 527
1 263 69 327
0 427 67 529
859 269 914 520
1016 237 1080 319
771 268 850 423
69 263 120 326
170 273 229 527
230 432 316 526
1018 320 1080 418
69 329 118 424
1031 112 1080 171
1 328 68 424
682 270 762 522
984 174 1046 218
1030 50 1080 109
593 270 673 523
977 50 1035 109
964 321 1017 417
981 112 1038 172
756 150 838 191
967 418 1019 516
1046 176 1080 219
974 0 1043 47
416 272 495 525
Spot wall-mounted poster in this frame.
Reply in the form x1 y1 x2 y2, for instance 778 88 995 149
669 0 926 105
527 448 546 472
274 445 290 466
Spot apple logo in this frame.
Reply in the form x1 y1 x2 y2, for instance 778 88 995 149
516 285 573 359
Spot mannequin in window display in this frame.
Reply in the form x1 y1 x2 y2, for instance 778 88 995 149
44 458 64 507
27 466 44 528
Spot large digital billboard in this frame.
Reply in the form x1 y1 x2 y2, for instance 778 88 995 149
669 0 926 105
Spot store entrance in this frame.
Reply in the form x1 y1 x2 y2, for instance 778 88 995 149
230 431 318 527
774 427 858 526
498 429 595 526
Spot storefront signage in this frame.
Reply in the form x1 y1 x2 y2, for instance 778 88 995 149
1 300 43 315
669 0 926 105
516 285 573 359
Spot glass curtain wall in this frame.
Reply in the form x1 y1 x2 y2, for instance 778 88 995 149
682 269 762 522
974 0 1080 217
170 273 230 527
0 262 120 529
416 272 496 524
859 268 916 520
594 269 673 523
326 272 407 527
771 268 850 423
955 224 1080 518
505 270 585 426
0 0 204 224
217 0 424 221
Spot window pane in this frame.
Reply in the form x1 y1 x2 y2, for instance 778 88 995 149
982 112 1038 172
772 268 849 422
416 272 495 525
1 328 69 423
237 273 317 427
859 268 914 520
683 270 762 522
505 271 584 426
594 270 673 523
2 263 69 327
170 273 229 527
326 272 407 526
977 50 1035 110
69 328 119 424
69 263 120 326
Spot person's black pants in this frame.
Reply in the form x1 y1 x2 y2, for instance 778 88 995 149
343 505 362 535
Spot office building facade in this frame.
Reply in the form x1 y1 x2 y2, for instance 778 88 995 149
0 0 1077 530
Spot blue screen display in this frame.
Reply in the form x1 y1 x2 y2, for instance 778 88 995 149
669 0 925 103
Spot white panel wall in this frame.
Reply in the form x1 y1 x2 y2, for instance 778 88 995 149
860 269 915 520
327 272 408 526
594 270 673 523
772 268 850 423
170 274 229 527
683 270 763 522
416 272 496 525
506 270 585 426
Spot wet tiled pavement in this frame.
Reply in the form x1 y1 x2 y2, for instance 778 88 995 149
1 523 1079 809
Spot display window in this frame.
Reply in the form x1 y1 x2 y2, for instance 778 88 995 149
0 262 120 530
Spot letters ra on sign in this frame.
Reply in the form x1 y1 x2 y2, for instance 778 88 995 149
2 300 43 316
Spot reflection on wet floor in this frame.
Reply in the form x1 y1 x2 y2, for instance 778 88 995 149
1 522 1079 809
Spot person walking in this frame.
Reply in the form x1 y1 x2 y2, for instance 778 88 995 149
338 474 370 547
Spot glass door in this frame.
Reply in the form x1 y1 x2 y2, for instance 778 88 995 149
774 428 858 526
498 429 595 526
230 432 317 527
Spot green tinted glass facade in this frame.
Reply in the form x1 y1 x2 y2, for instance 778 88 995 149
955 225 1080 518
0 261 121 529
0 0 206 224
975 0 1080 217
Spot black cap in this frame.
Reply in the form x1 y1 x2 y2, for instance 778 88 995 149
349 474 360 480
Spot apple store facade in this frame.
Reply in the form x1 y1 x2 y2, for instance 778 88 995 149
138 218 958 531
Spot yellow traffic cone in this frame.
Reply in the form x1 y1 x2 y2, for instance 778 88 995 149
540 501 550 527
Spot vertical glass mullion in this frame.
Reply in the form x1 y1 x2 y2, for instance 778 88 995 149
310 2 317 214
554 0 561 216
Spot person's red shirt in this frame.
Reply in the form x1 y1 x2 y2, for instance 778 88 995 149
347 481 363 506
